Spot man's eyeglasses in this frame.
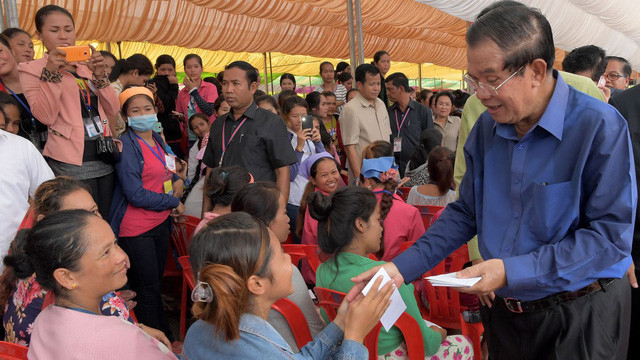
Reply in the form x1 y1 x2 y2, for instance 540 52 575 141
463 65 526 96
603 71 627 81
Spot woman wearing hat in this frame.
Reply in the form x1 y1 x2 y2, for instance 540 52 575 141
109 86 185 342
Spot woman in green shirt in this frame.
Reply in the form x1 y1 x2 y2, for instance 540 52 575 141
313 186 473 360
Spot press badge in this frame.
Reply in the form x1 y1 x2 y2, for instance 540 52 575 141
393 137 402 153
84 116 103 138
162 173 174 195
165 154 177 173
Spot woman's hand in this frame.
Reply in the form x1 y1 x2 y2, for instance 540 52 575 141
296 129 312 152
139 324 172 349
146 82 158 95
310 128 321 143
184 76 198 91
46 48 68 73
341 276 394 343
172 202 185 216
85 45 106 78
168 71 179 85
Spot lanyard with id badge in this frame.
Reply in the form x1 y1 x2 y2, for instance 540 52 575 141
76 79 104 139
219 115 248 167
393 107 410 153
134 133 177 195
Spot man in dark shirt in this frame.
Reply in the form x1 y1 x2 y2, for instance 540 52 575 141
385 72 433 176
201 61 296 213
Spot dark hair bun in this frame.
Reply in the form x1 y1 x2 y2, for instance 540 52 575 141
307 191 332 221
3 229 35 279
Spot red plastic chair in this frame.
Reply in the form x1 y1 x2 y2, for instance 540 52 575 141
164 216 201 278
0 341 28 360
282 244 321 273
315 287 424 359
413 205 444 230
271 298 313 349
397 187 411 200
178 255 196 340
400 241 415 253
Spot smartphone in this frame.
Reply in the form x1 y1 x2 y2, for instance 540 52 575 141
59 45 91 62
146 78 155 86
301 115 314 131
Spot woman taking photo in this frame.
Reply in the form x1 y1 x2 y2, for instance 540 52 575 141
9 210 177 359
313 187 473 360
110 87 186 342
183 212 392 359
19 5 120 219
432 92 461 153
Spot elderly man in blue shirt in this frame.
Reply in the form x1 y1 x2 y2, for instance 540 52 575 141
352 3 636 359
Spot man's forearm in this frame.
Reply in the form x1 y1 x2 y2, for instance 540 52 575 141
275 166 291 203
345 145 361 179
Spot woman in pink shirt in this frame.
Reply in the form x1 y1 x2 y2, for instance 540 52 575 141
360 155 425 261
18 5 120 219
8 209 177 359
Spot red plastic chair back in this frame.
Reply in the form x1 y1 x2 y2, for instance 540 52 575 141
178 255 195 340
399 241 415 253
282 244 321 272
364 312 425 360
17 206 36 230
271 298 313 349
171 215 201 257
0 341 28 360
413 205 445 230
397 187 411 201
313 287 345 321
178 256 195 290
367 253 379 261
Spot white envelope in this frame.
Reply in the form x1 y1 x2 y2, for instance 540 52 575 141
425 272 482 287
361 267 407 332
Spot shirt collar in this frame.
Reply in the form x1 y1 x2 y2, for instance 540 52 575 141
238 313 291 351
391 98 415 112
356 92 375 108
228 102 258 121
494 69 567 141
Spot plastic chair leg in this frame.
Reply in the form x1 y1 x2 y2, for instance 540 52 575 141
459 313 483 360
179 276 187 340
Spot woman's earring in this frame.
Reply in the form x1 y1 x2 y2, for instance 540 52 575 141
71 283 78 289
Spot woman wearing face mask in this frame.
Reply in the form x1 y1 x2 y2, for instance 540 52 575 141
1 28 34 63
176 54 218 149
18 5 120 219
8 210 177 359
108 54 155 137
109 87 186 342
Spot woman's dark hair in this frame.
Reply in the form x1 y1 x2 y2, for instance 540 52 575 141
468 3 554 73
408 129 443 171
184 54 203 68
188 212 272 341
35 5 74 33
282 95 307 116
278 89 298 114
0 92 21 118
203 166 251 210
231 182 281 226
109 53 154 82
373 50 390 64
99 50 117 64
280 73 296 88
453 91 470 109
361 140 393 160
0 35 10 50
428 91 439 108
213 95 227 115
360 141 396 223
4 210 94 296
427 146 456 195
2 28 30 40
433 92 454 115
336 72 352 84
319 61 333 74
336 61 350 74
418 89 432 103
256 95 281 115
295 156 341 238
155 54 176 70
307 186 377 280
305 91 322 113
188 113 210 132
203 77 222 96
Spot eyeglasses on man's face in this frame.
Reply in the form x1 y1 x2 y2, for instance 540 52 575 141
463 64 526 96
603 71 627 81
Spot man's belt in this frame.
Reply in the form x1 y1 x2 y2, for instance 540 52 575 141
502 278 615 314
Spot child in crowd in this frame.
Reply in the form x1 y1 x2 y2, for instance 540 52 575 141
313 186 473 360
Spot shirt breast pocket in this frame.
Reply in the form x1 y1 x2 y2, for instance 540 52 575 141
530 180 574 243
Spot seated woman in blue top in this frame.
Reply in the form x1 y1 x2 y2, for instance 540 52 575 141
182 212 394 360
313 186 473 360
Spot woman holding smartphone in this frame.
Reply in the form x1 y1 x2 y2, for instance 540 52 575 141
18 5 120 219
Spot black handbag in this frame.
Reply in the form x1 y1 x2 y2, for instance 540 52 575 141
96 134 120 164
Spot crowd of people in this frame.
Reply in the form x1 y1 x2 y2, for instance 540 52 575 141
1 1 640 359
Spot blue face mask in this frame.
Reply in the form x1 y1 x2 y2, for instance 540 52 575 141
127 114 158 132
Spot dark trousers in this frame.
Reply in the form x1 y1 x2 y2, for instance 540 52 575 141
118 217 173 342
82 172 115 221
628 267 640 359
482 277 631 360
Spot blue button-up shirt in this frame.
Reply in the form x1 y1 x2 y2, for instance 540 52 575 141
393 71 636 301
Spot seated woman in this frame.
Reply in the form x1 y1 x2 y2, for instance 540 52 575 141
0 176 135 345
403 129 443 187
194 166 252 233
406 147 457 207
11 210 177 359
313 187 473 360
230 182 326 352
359 152 424 261
183 212 392 360
297 153 342 284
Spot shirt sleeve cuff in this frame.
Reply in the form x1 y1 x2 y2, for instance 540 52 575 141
316 322 344 346
189 88 198 95
503 253 537 290
392 250 425 283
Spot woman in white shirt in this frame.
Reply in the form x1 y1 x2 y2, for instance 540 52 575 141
406 146 457 207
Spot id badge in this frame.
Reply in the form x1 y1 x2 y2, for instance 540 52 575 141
84 120 98 137
393 137 402 153
163 173 174 195
165 154 177 173
94 116 104 133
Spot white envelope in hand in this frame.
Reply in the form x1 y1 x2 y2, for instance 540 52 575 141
425 272 482 287
361 267 407 332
